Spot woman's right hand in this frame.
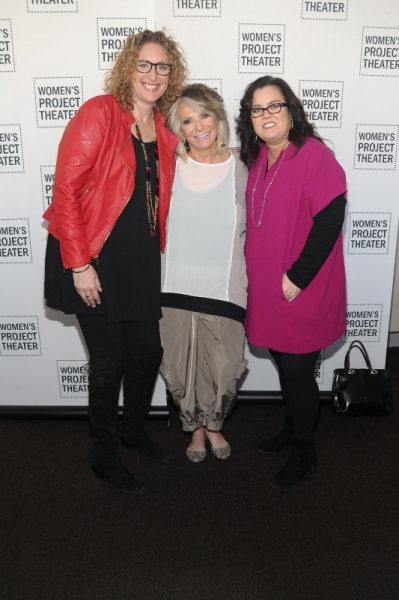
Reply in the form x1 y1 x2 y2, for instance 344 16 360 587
72 265 102 307
282 272 301 302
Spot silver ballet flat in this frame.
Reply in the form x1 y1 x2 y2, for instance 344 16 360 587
211 444 231 460
186 449 207 463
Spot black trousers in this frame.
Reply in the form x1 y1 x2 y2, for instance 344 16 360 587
76 315 162 458
76 314 161 359
269 348 320 441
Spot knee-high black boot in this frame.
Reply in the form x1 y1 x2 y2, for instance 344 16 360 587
268 438 317 489
89 356 148 494
118 352 172 463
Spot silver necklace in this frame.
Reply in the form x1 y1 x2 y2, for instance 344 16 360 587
134 113 154 139
251 143 289 227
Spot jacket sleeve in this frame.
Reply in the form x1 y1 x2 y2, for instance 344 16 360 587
52 99 109 269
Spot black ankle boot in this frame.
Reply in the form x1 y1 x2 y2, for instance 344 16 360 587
269 439 317 489
119 430 172 462
257 416 295 453
119 352 172 463
90 454 148 494
89 356 148 493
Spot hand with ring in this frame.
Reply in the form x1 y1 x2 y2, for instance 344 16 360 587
282 272 301 303
72 265 102 307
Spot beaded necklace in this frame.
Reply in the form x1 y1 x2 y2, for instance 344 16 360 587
135 122 159 237
251 143 289 228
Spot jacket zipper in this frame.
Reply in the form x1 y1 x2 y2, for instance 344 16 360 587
79 188 90 199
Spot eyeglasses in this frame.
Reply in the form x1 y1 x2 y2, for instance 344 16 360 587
250 102 288 117
136 60 172 75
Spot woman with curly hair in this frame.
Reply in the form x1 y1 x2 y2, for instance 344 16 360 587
44 30 188 494
236 76 347 488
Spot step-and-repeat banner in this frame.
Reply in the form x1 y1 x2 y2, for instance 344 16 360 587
1 0 398 409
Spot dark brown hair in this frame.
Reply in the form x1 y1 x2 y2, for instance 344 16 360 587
235 76 325 167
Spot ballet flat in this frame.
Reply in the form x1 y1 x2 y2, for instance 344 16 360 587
211 444 231 460
186 449 207 463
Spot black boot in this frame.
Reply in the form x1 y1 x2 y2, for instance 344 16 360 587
89 356 148 494
119 352 172 463
90 456 148 494
269 439 317 489
257 416 295 453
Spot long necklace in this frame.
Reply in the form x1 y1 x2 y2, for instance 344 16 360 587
135 121 159 237
251 143 289 228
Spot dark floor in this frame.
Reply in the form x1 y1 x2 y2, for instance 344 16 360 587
1 348 398 600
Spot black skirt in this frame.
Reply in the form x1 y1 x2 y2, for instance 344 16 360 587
44 136 161 323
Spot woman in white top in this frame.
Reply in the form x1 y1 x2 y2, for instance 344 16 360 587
160 84 248 462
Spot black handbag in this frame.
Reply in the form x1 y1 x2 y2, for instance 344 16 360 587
331 340 393 415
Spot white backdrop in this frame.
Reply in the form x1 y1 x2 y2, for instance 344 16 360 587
1 0 398 411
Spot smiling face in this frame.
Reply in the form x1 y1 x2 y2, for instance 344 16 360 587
132 42 170 109
251 85 291 152
178 101 218 157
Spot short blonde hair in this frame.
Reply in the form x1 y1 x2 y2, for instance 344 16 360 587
104 29 188 115
167 84 229 159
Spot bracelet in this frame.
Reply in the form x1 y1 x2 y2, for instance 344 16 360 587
72 264 90 273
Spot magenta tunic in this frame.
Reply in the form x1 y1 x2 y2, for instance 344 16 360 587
245 137 347 353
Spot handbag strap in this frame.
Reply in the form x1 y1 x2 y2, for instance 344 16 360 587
344 340 374 370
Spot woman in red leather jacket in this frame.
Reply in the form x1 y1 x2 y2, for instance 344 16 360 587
44 30 187 494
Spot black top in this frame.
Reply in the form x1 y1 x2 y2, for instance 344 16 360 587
161 293 246 324
286 194 346 290
44 135 161 323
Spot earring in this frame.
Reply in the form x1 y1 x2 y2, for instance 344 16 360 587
290 117 294 130
253 130 259 144
180 135 189 152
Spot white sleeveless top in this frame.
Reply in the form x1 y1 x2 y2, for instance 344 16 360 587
163 152 243 304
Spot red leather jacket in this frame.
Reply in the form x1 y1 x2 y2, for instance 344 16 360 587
44 94 178 269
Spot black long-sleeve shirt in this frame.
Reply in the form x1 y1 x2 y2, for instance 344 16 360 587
286 194 346 290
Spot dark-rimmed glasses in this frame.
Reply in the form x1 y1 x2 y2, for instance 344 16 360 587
250 102 288 117
136 60 172 76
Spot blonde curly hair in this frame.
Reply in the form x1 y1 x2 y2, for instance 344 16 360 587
104 29 188 115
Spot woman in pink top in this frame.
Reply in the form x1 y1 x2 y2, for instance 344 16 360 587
236 76 346 488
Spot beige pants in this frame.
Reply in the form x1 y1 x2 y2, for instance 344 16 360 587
160 307 248 432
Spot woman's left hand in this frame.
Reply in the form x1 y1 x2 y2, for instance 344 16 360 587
282 273 301 302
